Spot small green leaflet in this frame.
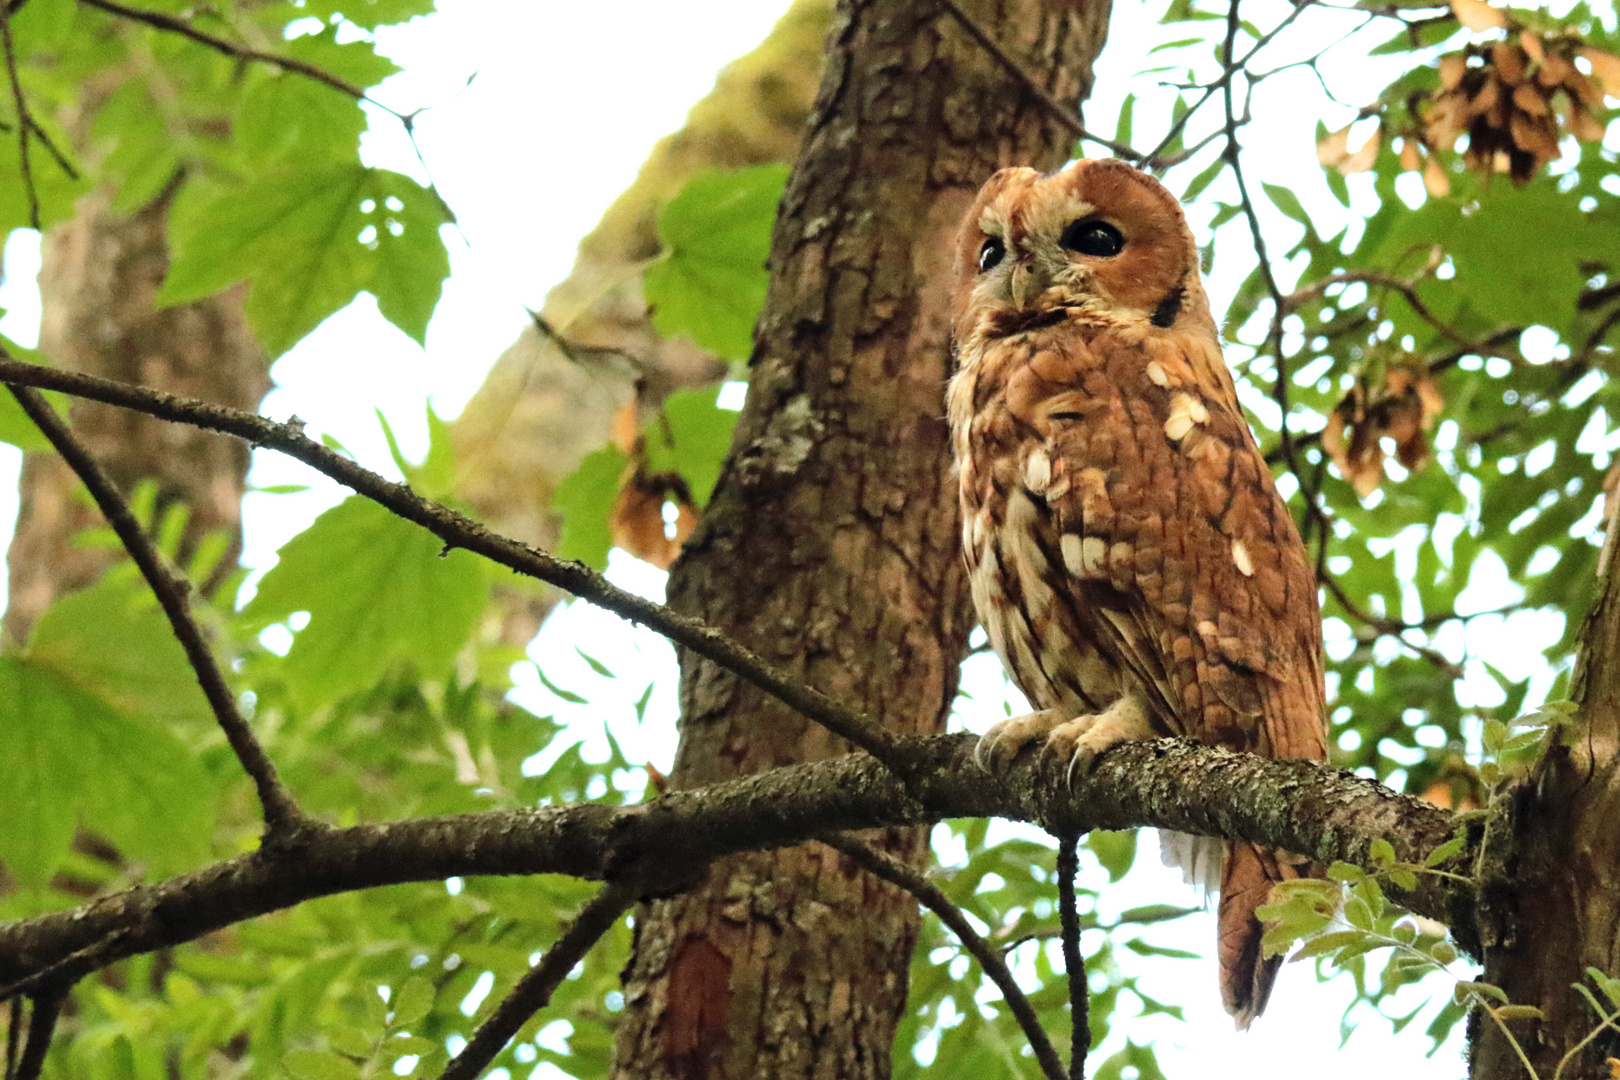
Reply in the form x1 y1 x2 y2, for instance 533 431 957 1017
243 497 489 709
0 658 214 888
553 445 626 571
0 338 65 451
26 572 211 728
643 164 788 362
289 0 440 31
159 165 452 356
642 385 739 507
551 385 741 570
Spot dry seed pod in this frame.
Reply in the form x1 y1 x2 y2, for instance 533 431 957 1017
1576 46 1620 100
1451 0 1507 32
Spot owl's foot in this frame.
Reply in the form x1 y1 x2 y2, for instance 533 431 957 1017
975 708 1069 768
976 697 1154 782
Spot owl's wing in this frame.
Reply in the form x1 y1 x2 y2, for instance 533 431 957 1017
1008 328 1327 760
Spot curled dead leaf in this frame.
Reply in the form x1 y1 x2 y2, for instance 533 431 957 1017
611 399 641 456
611 471 699 570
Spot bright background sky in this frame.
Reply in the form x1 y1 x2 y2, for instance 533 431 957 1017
11 0 1605 1072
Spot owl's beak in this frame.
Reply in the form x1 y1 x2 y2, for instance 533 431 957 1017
1007 258 1051 310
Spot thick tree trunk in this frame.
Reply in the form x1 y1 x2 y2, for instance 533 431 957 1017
610 2 1111 1077
3 190 267 645
1470 539 1620 1077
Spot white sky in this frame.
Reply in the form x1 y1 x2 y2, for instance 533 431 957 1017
20 0 1618 1072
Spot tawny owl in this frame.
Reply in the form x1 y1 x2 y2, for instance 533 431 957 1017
947 158 1329 1028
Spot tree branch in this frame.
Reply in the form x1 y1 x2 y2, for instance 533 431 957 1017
77 0 370 102
13 984 64 1080
0 734 1471 1003
1055 832 1086 1080
0 350 906 771
438 881 637 1080
819 833 1068 1080
4 386 308 838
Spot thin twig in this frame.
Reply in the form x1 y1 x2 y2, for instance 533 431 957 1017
77 0 372 103
4 998 20 1080
438 881 637 1080
4 385 308 837
937 0 1141 162
13 984 64 1080
1140 0 1317 169
0 351 906 771
1055 833 1087 1080
820 834 1067 1080
0 4 35 230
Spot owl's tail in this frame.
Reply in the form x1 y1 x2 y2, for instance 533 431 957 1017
1218 840 1303 1029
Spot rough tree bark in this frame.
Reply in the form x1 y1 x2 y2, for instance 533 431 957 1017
1470 542 1620 1077
610 1 1111 1077
3 189 267 646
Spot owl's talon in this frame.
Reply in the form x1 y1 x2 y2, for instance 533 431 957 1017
975 709 1067 770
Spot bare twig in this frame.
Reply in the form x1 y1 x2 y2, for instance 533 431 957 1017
1284 261 1522 358
1055 833 1087 1080
0 4 34 229
0 350 906 771
77 0 371 102
439 881 637 1080
4 998 20 1080
1140 0 1317 169
13 984 64 1080
937 0 1141 163
4 385 308 837
821 833 1067 1080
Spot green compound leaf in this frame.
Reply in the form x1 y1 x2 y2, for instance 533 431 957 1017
26 572 212 728
643 164 788 362
642 384 741 507
0 658 214 888
552 445 627 572
244 497 489 709
160 165 451 356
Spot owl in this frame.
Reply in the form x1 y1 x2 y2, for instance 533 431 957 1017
946 159 1329 1028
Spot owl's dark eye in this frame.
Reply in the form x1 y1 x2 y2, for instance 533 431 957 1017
978 236 1006 273
1059 219 1125 257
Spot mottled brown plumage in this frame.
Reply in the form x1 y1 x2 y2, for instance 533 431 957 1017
947 159 1329 1027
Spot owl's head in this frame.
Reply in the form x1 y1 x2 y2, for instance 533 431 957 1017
951 159 1216 345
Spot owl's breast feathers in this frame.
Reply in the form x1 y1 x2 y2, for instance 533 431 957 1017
948 319 1327 762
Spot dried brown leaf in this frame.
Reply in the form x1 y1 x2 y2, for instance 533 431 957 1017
610 399 641 456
